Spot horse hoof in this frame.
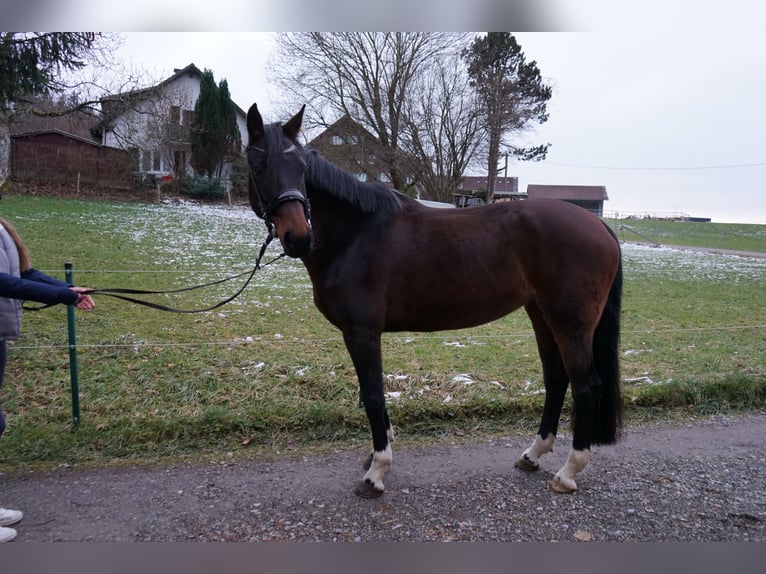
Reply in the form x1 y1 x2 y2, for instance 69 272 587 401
514 456 540 472
547 476 577 494
362 453 373 471
354 480 384 498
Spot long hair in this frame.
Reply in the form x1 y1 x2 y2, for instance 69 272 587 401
0 217 32 272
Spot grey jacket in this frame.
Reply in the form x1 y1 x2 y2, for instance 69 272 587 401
0 223 78 340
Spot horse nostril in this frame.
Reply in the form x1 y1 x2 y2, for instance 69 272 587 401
283 229 313 257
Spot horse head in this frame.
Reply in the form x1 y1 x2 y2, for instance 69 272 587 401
246 103 313 258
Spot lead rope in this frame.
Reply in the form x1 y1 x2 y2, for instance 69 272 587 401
24 234 285 314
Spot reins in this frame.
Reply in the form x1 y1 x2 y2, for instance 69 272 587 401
24 234 285 314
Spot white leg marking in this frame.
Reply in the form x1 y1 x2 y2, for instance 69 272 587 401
363 445 393 492
550 448 590 493
517 434 555 470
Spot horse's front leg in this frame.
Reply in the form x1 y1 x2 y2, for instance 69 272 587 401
343 327 392 498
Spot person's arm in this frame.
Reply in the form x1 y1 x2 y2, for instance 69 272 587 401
0 271 79 306
21 268 95 310
21 268 72 289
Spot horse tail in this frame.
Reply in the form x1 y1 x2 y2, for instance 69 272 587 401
591 226 623 445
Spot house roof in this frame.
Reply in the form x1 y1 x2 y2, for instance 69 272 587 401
308 114 379 146
12 129 106 148
95 63 247 128
100 63 203 104
527 184 609 201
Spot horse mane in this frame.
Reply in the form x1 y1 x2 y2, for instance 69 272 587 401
304 149 404 215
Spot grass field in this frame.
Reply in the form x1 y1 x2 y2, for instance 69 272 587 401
0 195 764 469
607 216 766 253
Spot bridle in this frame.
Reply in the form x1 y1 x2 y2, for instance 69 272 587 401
261 189 312 239
246 145 312 239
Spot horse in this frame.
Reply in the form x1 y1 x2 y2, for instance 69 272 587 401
245 103 623 497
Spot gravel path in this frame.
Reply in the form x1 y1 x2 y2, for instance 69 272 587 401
2 413 765 542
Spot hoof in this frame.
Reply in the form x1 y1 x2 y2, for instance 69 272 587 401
354 479 384 498
514 456 540 472
362 452 373 471
547 476 577 494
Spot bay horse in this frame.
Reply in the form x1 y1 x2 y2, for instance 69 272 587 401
245 103 623 497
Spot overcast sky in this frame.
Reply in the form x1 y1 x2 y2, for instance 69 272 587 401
13 0 756 223
112 25 765 224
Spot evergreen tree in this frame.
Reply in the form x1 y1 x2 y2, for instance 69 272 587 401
190 70 240 178
0 33 98 187
217 79 240 164
463 33 552 202
0 33 96 113
190 70 217 177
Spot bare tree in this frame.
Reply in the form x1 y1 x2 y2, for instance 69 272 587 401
9 92 97 138
269 33 466 192
401 51 483 202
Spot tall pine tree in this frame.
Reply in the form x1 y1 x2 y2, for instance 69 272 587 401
463 33 552 202
190 69 240 178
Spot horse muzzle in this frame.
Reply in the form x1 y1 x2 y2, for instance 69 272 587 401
281 226 314 258
266 191 313 258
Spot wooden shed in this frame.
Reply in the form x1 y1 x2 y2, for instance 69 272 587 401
10 129 134 189
526 184 608 217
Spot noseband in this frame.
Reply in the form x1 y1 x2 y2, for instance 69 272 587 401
261 188 312 238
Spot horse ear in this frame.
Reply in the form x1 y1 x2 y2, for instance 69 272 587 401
247 103 264 143
283 105 305 141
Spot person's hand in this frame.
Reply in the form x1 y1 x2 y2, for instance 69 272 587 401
71 287 95 310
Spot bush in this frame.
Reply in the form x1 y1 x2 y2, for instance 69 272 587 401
180 175 226 200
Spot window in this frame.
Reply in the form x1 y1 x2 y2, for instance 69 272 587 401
152 150 161 171
347 135 359 145
170 105 181 124
331 135 343 145
356 173 368 182
379 172 390 183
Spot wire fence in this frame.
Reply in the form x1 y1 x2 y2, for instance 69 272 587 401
9 323 766 352
16 264 766 353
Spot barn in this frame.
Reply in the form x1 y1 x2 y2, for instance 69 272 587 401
10 129 133 189
526 184 609 217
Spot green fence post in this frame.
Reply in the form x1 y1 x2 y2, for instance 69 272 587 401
65 262 80 426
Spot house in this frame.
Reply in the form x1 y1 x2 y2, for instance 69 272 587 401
10 129 133 189
308 115 392 184
526 184 608 217
92 63 248 186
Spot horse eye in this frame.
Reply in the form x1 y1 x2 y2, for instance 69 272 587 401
248 152 266 172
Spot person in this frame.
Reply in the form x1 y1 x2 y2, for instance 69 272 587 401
0 215 95 542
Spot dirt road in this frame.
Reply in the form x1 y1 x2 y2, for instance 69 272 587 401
2 413 765 542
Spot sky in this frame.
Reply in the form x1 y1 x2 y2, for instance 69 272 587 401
5 0 764 223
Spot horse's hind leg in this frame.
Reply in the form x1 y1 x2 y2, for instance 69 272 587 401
343 327 392 498
516 303 569 472
547 339 600 494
